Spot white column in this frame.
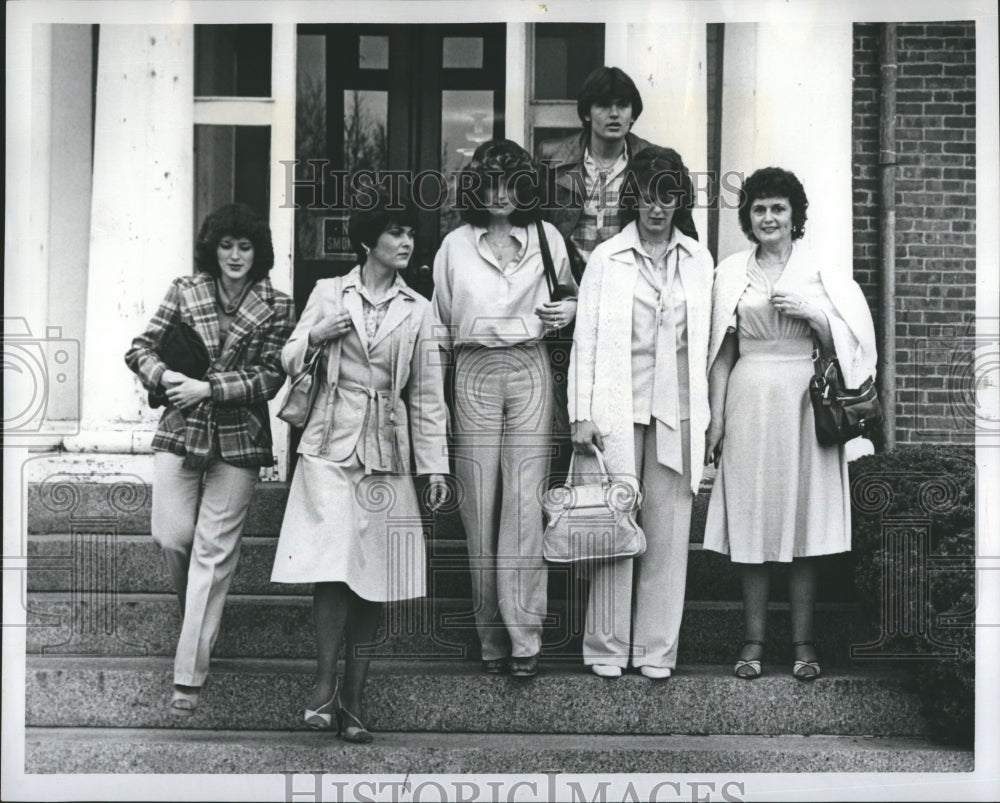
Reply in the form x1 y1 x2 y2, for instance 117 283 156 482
610 19 709 243
67 25 194 452
719 22 854 273
266 24 297 480
505 23 528 146
47 25 95 423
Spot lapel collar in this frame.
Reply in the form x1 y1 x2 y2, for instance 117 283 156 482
341 267 368 350
370 287 416 349
371 273 414 348
607 222 641 264
181 276 222 362
673 231 701 293
219 280 274 362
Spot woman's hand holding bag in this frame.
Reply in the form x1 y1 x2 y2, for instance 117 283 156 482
541 447 646 564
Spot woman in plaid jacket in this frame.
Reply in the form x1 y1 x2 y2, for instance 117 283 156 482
125 204 296 717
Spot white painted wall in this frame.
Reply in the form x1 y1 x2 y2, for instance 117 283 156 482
607 19 709 241
719 22 854 274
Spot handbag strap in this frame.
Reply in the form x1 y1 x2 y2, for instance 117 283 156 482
534 219 559 302
565 448 612 487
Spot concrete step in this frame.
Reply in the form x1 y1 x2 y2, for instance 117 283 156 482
24 728 974 773
27 656 928 737
25 592 867 665
26 478 715 542
26 534 856 602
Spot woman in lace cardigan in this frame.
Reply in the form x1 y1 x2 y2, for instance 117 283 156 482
569 147 714 679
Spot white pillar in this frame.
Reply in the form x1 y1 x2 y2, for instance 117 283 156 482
47 25 94 423
266 24 297 480
68 25 194 452
505 23 528 146
606 19 709 240
719 22 854 273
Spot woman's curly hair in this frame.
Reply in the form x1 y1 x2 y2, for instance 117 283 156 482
737 167 809 243
195 203 275 280
456 139 542 227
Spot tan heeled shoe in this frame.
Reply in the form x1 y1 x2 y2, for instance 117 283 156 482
170 686 200 717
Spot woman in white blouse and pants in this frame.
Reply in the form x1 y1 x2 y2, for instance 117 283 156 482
570 147 714 678
433 140 577 678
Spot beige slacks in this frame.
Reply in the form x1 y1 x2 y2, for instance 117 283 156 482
453 342 553 660
583 421 693 669
151 451 258 686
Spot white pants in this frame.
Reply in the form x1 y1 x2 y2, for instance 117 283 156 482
151 451 258 686
583 421 693 669
453 343 553 660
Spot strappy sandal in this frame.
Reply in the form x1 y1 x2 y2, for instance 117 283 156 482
792 640 821 681
304 680 340 730
336 698 374 744
734 639 765 680
169 686 200 717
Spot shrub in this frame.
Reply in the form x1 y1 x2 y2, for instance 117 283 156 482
849 445 975 746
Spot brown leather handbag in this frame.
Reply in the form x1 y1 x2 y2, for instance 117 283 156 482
809 348 883 445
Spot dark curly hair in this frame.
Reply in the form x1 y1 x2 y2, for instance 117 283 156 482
619 146 699 241
737 167 809 243
348 182 419 265
195 203 275 280
456 139 542 227
577 66 644 134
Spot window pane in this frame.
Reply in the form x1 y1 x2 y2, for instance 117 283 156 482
442 37 483 69
532 127 581 159
359 35 389 70
441 90 494 237
295 35 328 262
344 90 388 176
194 25 272 97
193 125 271 250
533 23 604 101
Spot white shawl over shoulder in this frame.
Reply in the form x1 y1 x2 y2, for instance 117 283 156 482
708 244 877 389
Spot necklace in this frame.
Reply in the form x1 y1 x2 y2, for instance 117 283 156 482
756 246 792 268
216 279 251 315
485 230 518 264
640 236 670 261
589 148 625 172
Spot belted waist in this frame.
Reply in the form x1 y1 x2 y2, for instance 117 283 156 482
738 337 813 360
318 381 405 473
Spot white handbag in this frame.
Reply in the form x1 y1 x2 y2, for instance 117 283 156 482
541 449 646 564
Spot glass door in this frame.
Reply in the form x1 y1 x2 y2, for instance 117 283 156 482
292 24 506 309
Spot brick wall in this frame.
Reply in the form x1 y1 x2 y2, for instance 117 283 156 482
852 21 977 446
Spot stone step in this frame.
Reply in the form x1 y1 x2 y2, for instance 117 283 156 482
25 592 867 665
27 656 929 736
25 478 715 542
23 728 974 774
26 534 856 602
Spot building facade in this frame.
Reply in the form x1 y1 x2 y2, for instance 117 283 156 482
5 10 984 476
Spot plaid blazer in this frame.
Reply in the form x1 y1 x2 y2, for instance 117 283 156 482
125 274 296 468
